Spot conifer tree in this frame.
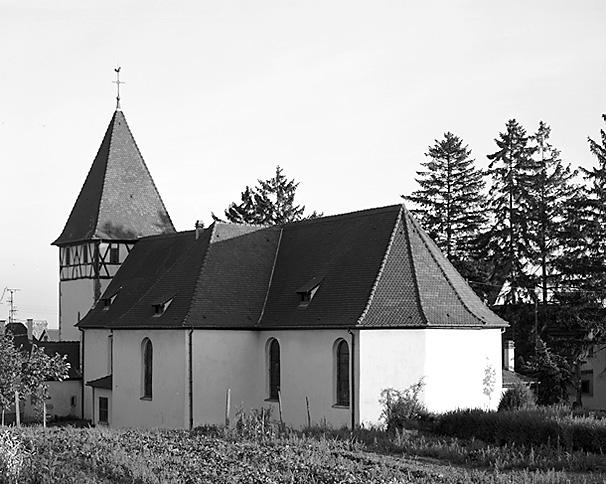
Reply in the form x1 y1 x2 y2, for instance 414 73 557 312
485 119 536 304
527 121 577 307
558 115 606 300
215 166 315 225
405 132 487 267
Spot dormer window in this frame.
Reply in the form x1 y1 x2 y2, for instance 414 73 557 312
101 290 120 311
153 297 174 317
296 276 323 309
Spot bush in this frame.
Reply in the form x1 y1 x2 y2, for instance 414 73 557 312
0 429 25 483
433 407 606 453
379 379 427 431
498 383 536 411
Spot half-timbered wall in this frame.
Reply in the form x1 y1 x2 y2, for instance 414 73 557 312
59 242 134 281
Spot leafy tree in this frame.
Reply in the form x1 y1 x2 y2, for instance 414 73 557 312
0 334 22 425
215 166 318 225
20 345 70 426
0 335 70 427
484 119 536 304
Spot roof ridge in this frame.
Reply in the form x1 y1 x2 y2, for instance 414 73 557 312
256 227 283 326
284 204 402 228
401 208 430 326
183 224 218 326
92 111 117 239
404 209 485 325
116 111 175 232
355 206 403 325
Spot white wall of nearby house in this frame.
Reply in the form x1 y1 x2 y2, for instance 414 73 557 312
358 329 426 425
111 329 188 428
23 380 81 422
579 346 606 410
82 328 111 420
423 328 502 412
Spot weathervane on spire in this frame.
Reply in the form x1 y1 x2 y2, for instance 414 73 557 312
113 66 124 110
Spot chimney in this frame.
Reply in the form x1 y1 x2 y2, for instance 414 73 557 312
26 318 33 341
503 340 515 372
195 220 204 240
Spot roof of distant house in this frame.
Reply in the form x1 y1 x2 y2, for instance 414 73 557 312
78 205 508 330
86 374 112 389
53 110 175 246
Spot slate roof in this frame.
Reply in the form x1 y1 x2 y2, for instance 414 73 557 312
53 110 175 246
78 205 508 330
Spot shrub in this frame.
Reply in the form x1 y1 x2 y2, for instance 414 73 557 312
498 383 536 411
0 429 25 483
433 407 606 453
233 406 280 440
379 379 427 431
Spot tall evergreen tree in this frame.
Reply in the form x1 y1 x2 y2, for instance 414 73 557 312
485 119 536 304
549 115 606 406
214 165 314 225
527 121 577 308
405 132 487 265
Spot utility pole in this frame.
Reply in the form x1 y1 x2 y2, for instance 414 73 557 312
0 287 20 324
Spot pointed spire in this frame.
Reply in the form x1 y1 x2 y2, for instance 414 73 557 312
113 67 124 111
53 110 175 246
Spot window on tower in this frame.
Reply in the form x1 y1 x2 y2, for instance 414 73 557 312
109 247 119 264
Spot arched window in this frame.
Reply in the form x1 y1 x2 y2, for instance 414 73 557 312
268 339 280 400
142 338 153 399
336 339 349 406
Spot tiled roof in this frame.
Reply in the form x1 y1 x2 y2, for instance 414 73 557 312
53 110 175 246
38 341 81 380
78 205 508 330
86 374 112 389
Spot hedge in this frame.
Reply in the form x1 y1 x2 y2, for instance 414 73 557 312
433 408 606 454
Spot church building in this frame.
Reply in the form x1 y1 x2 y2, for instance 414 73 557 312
54 102 508 429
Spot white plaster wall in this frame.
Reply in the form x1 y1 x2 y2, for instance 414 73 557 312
192 329 352 429
59 279 95 342
83 329 111 420
423 328 502 412
23 380 81 421
257 329 353 429
357 328 503 425
358 329 426 426
192 330 261 427
111 330 188 428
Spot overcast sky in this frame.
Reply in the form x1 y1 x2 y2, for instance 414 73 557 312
1 1 605 327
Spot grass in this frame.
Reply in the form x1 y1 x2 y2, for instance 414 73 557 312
0 423 603 483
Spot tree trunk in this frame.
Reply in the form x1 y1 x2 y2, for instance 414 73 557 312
575 362 583 408
43 401 47 429
1 408 4 426
14 391 20 428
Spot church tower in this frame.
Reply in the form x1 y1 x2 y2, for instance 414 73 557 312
53 104 175 341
